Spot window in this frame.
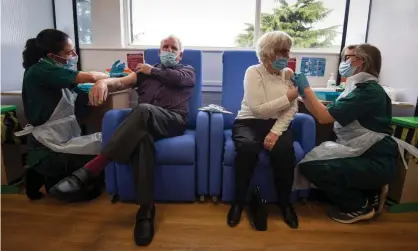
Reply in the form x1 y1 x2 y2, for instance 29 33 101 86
260 0 346 50
76 0 92 45
130 0 350 50
345 0 371 45
130 0 256 48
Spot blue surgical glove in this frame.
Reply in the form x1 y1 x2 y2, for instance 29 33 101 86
109 60 127 77
109 72 128 77
291 73 310 96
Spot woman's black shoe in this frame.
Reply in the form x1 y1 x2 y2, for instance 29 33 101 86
247 186 267 231
280 204 299 229
227 204 243 227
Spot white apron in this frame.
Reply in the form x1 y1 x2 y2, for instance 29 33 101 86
293 73 418 190
15 89 102 155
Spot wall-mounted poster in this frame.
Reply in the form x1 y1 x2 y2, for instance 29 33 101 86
300 57 326 77
127 52 145 71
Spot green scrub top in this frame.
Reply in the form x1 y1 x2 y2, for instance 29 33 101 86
22 58 80 174
327 81 398 158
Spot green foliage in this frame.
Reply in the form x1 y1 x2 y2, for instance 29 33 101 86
235 0 340 48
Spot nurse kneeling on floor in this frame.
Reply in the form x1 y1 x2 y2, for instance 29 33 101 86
17 29 112 201
291 44 418 224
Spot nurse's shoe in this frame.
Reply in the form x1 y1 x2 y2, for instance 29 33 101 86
372 184 389 214
49 167 97 202
25 168 45 200
328 201 375 224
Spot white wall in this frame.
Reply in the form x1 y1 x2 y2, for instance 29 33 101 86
367 0 418 115
1 0 54 123
1 0 54 91
54 0 75 40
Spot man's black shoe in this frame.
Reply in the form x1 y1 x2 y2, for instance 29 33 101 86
134 204 156 246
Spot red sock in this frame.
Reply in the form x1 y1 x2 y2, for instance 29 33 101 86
84 155 109 176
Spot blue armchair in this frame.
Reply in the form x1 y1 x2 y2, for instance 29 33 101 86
103 49 209 202
209 51 316 203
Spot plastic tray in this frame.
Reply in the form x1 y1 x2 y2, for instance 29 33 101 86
314 91 340 102
77 83 94 93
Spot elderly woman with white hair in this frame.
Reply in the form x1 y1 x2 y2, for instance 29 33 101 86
227 31 299 230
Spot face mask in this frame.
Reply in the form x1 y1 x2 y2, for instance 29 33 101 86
339 60 357 77
272 58 288 71
62 56 79 69
52 54 78 69
160 51 178 67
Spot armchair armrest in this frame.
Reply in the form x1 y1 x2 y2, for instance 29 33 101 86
102 109 132 147
209 113 225 196
292 113 316 153
102 109 131 196
195 111 210 196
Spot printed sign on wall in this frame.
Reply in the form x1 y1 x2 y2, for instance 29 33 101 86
127 52 145 71
286 58 297 72
300 57 326 77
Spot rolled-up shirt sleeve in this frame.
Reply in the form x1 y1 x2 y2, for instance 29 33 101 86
270 99 298 136
150 65 195 87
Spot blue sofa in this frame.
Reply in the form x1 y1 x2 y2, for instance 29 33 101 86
209 50 316 203
103 49 209 202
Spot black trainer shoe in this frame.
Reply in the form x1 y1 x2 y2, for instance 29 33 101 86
328 201 375 224
25 168 45 200
375 185 389 214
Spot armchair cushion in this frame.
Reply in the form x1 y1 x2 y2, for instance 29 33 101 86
155 131 195 165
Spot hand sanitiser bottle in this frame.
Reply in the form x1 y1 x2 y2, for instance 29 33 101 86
326 73 336 89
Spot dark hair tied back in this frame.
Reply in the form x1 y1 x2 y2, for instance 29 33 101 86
22 29 69 70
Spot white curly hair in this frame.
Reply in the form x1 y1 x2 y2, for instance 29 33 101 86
256 31 293 63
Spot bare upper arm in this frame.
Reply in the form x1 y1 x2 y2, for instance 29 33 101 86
284 67 294 80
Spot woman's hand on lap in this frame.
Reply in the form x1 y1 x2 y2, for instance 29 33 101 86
264 131 279 151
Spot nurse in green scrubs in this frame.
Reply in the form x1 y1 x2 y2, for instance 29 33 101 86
21 29 109 200
292 44 398 224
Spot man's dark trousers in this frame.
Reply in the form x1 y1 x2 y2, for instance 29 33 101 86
101 103 187 205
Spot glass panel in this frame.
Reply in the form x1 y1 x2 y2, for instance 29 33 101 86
76 0 92 45
260 0 347 51
131 0 256 48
